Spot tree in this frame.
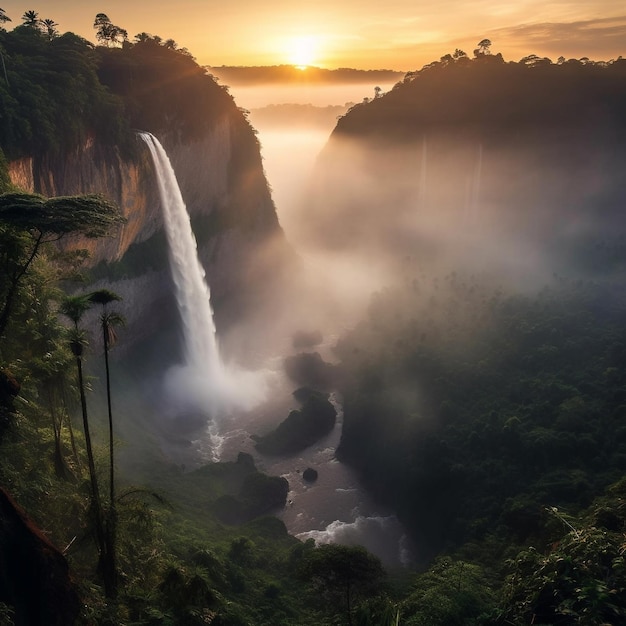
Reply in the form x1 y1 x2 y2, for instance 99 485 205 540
0 8 11 25
59 294 116 599
87 288 124 600
475 39 492 56
500 502 626 625
87 289 123 507
0 192 123 341
41 18 59 40
93 13 127 47
28 320 75 479
21 10 39 28
134 32 152 43
59 297 101 510
401 557 496 625
300 544 386 626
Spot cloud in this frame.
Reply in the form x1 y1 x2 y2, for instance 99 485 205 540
489 15 626 59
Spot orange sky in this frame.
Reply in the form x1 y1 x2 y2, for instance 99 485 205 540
2 1 625 69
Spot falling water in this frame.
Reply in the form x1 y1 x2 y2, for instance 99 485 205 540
140 132 221 376
139 132 266 424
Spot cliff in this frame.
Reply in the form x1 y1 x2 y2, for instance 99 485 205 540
303 55 626 274
4 37 293 355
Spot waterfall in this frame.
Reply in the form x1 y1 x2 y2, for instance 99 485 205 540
140 132 222 377
139 132 265 424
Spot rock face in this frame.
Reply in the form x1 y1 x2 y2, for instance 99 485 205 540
0 488 80 626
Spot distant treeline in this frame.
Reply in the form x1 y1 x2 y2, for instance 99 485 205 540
206 64 405 85
249 103 351 129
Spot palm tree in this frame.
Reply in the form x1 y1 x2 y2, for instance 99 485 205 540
59 295 94 485
41 18 59 40
87 291 123 505
87 289 123 601
21 10 39 28
60 294 116 598
0 8 12 25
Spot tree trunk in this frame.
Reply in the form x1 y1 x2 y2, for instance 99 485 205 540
103 326 117 598
0 233 43 340
75 354 116 598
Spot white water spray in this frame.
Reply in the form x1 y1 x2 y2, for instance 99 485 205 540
139 132 266 424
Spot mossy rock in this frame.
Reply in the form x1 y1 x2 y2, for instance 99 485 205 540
254 391 337 455
213 472 289 524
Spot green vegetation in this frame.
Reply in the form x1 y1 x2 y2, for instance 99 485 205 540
0 24 130 160
0 191 123 338
336 272 626 551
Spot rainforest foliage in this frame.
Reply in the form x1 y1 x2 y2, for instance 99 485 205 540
0 25 128 160
0 14 248 160
2 17 626 624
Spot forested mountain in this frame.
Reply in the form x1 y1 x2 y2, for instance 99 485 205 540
305 51 626 271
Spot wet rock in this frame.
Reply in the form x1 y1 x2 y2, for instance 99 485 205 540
303 468 319 483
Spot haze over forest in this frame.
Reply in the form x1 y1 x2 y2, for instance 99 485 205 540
1 4 626 626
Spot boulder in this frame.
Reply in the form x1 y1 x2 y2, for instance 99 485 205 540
303 468 319 483
254 390 337 455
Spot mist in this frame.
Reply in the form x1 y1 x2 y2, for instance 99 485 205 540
217 71 626 417
112 63 626 569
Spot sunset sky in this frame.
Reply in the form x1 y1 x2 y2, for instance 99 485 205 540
2 1 625 70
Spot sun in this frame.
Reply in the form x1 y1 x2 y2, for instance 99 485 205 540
287 35 319 69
